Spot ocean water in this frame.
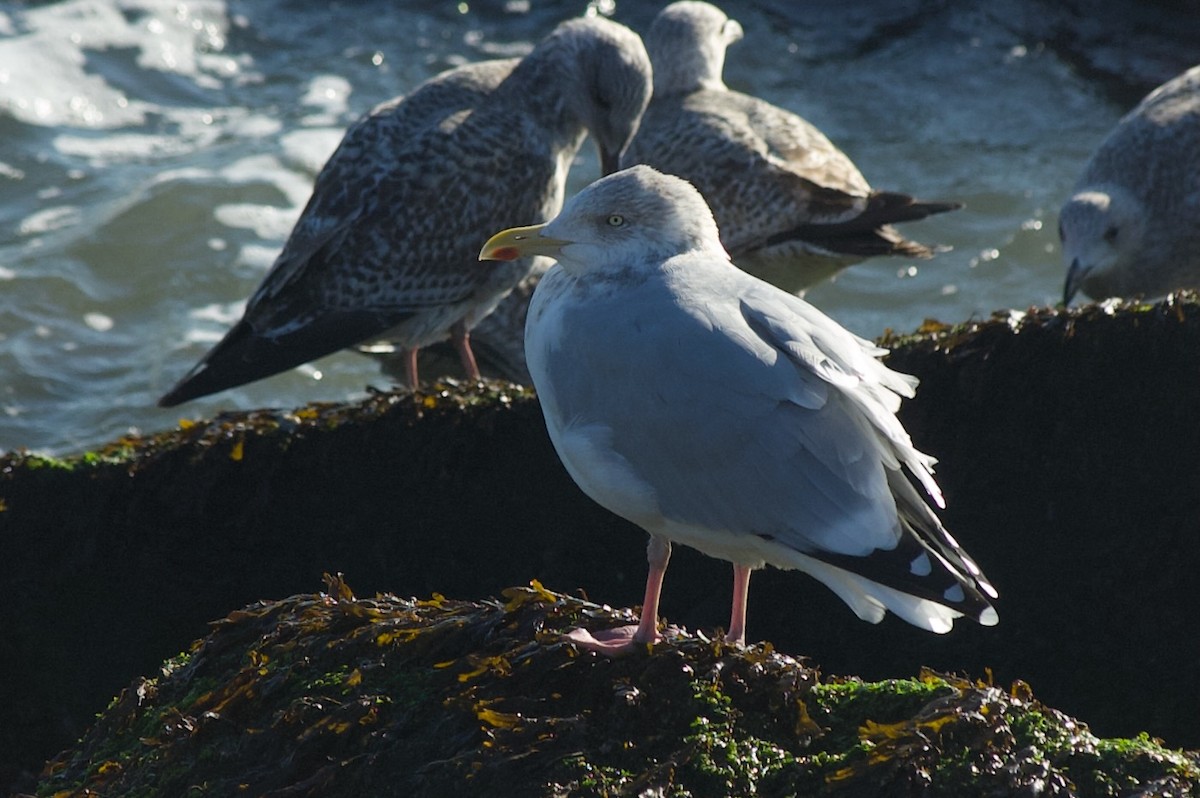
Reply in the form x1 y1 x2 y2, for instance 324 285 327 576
0 0 1130 455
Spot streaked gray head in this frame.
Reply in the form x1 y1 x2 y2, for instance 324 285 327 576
1059 186 1145 303
646 1 744 95
544 165 725 275
548 17 653 174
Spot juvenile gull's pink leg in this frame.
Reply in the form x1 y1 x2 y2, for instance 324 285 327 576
404 348 420 390
450 320 482 381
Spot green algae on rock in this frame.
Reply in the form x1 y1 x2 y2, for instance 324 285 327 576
1 378 534 476
30 579 1200 798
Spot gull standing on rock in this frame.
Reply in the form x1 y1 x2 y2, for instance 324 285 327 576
158 16 652 407
481 165 997 655
622 1 960 294
1060 63 1200 304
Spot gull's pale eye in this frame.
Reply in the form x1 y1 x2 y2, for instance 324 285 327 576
607 214 625 227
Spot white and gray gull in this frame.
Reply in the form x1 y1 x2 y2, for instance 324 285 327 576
158 16 652 407
480 165 997 655
1061 63 1200 304
621 1 961 294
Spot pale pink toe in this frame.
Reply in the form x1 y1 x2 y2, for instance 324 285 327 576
565 625 657 656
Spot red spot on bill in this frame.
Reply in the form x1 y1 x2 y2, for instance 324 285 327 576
490 246 522 261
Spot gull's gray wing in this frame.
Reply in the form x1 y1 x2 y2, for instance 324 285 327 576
536 259 914 558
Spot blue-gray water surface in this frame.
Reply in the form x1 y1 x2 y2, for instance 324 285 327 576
0 1 1139 455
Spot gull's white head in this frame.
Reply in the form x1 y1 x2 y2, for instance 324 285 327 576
645 1 744 95
480 165 726 276
1059 186 1145 303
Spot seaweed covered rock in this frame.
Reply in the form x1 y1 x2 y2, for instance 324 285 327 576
29 580 1200 798
3 296 1200 792
0 380 585 792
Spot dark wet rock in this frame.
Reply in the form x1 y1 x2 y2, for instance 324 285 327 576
752 0 1200 100
1025 0 1200 103
3 294 1200 794
26 581 1200 797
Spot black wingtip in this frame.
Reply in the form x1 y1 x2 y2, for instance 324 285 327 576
807 468 999 628
157 389 186 409
157 368 214 408
156 320 261 407
867 191 964 224
761 191 964 260
157 310 406 407
157 358 284 408
811 537 997 627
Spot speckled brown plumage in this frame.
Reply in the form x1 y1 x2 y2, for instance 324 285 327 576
158 16 651 407
622 2 959 294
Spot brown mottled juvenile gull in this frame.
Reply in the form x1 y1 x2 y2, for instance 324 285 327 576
157 16 652 407
1061 64 1200 304
621 1 960 294
480 165 997 655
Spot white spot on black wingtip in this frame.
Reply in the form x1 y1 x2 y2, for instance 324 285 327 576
943 583 965 603
980 606 1000 626
909 553 932 576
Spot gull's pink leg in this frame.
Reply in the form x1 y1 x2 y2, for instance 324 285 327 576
404 348 420 390
724 563 753 646
566 536 672 656
632 536 671 640
450 320 482 382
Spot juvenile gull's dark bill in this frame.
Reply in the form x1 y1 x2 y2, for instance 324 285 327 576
1061 63 1200 304
480 165 997 656
622 1 960 294
158 16 652 407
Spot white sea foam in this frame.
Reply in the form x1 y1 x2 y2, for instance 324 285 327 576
54 131 218 162
237 243 286 273
213 203 299 242
279 128 346 175
190 301 241 323
83 311 114 332
219 154 313 203
0 0 237 130
299 74 353 125
19 206 82 236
